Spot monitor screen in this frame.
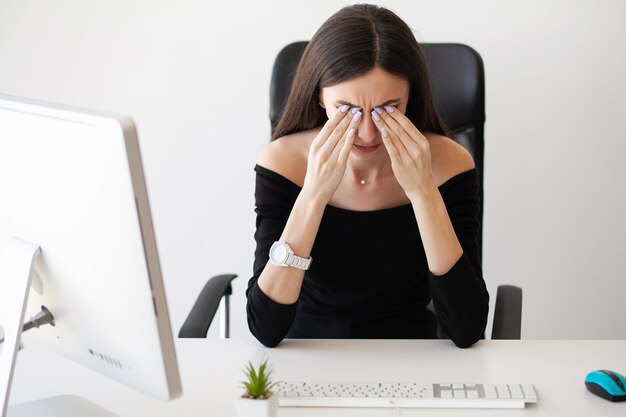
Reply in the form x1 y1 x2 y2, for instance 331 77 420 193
0 95 182 412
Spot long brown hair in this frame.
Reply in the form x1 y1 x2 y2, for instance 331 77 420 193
272 4 448 140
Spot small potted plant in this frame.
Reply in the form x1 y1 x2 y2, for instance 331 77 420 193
236 358 279 417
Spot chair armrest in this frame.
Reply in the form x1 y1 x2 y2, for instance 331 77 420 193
491 285 522 340
178 273 238 338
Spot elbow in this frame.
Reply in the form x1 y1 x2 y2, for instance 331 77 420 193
438 319 483 348
257 337 282 348
251 327 284 348
246 284 294 348
450 333 482 349
446 305 489 349
246 310 286 348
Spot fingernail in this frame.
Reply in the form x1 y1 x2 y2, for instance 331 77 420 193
347 128 355 139
340 104 350 113
384 105 395 113
352 111 362 122
375 107 384 115
351 107 360 114
371 110 381 122
381 128 389 138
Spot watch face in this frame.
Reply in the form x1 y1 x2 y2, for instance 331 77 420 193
271 243 288 264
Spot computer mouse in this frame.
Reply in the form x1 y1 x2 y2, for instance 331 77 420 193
585 370 626 402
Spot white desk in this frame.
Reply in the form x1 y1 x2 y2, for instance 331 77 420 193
9 338 626 416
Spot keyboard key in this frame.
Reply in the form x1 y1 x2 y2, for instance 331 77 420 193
441 389 452 398
510 384 525 399
453 390 466 398
522 384 538 400
484 384 498 399
496 384 511 399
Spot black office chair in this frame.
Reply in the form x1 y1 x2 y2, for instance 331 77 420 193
179 42 522 340
269 41 522 340
179 273 237 338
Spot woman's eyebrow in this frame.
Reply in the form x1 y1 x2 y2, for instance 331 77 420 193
335 98 401 108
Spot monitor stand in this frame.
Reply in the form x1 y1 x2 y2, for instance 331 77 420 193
0 237 122 417
8 396 121 417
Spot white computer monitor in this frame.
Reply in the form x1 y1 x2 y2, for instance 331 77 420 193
0 95 182 416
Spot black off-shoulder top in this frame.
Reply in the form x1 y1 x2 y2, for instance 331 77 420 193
246 164 489 348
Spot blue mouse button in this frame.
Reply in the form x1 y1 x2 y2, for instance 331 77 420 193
585 370 626 402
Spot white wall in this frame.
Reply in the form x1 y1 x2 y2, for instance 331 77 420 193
1 0 624 340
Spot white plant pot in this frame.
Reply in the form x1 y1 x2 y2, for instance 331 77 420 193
235 394 278 417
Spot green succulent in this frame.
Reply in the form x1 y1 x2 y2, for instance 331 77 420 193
241 358 278 399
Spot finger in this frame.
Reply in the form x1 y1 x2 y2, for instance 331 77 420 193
336 125 357 167
320 107 362 156
378 107 423 159
379 125 402 164
370 108 408 160
310 104 352 150
381 105 427 145
331 107 364 164
313 107 352 155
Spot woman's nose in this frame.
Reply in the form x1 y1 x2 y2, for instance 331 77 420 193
356 111 379 143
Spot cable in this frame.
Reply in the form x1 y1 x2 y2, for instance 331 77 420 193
389 400 402 417
0 305 55 344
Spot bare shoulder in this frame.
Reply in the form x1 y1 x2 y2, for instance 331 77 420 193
256 128 318 187
426 133 476 186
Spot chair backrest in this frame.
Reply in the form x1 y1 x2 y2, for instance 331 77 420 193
269 42 485 259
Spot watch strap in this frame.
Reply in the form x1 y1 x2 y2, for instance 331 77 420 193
286 253 312 270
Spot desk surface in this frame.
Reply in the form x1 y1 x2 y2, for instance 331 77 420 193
10 338 626 416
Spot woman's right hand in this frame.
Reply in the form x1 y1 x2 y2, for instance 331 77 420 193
302 105 362 203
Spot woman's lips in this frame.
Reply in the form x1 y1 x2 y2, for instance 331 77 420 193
354 143 381 153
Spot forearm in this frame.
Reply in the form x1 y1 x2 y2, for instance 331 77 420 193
409 186 464 276
410 174 488 348
256 188 326 304
429 255 489 348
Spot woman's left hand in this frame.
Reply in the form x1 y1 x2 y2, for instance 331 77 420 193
371 106 437 200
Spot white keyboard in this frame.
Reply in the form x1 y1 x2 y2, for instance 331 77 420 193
276 381 538 409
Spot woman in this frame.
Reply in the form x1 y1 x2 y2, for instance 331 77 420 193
246 4 489 348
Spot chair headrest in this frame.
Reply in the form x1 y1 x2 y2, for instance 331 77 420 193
269 42 485 134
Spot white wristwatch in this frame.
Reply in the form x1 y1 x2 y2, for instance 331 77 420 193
269 241 312 270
